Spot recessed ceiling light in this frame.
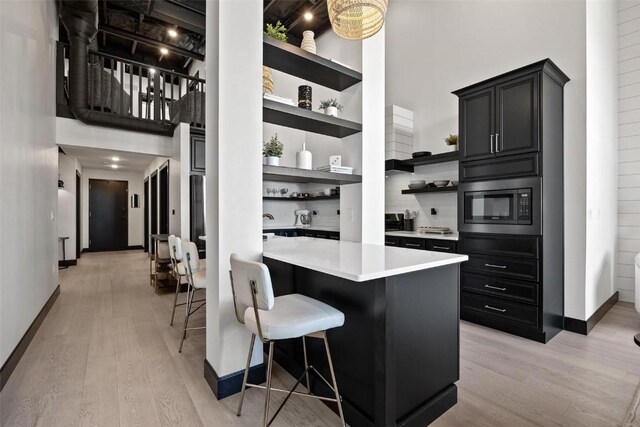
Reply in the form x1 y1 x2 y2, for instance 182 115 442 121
304 11 313 21
160 47 169 55
111 164 119 169
112 156 120 162
168 29 178 38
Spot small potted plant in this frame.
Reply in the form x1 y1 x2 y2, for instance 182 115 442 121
318 99 344 117
263 133 284 166
445 134 458 152
263 22 287 94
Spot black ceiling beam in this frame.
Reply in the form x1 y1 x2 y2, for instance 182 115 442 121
100 24 204 61
150 0 205 36
264 0 277 13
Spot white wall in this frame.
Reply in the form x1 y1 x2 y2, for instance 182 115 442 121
58 153 81 260
57 117 174 157
0 0 59 365
617 0 640 303
386 0 590 319
584 0 619 317
81 169 144 249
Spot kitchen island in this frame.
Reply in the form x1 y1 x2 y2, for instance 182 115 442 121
263 237 468 427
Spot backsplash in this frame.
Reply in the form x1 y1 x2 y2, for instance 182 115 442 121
263 181 340 229
385 161 459 231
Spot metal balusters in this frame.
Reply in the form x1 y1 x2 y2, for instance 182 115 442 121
138 64 142 120
99 56 105 112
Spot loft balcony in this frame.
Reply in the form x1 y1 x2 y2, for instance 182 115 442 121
56 42 205 134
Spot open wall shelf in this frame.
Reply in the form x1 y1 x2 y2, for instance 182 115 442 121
403 151 459 167
263 165 362 186
263 195 340 201
263 99 362 138
401 185 458 195
263 36 362 92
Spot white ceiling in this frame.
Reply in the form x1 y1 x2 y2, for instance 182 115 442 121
59 145 163 172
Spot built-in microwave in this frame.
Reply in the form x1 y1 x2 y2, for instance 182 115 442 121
458 177 541 235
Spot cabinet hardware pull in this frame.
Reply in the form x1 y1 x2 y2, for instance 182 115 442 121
484 284 507 291
432 245 450 250
484 263 507 269
495 133 500 152
484 304 506 313
406 243 421 248
490 134 494 154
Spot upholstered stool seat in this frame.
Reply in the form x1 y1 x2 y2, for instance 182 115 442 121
244 294 344 341
176 260 206 276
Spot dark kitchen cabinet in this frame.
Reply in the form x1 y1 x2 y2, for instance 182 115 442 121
385 236 401 247
459 88 495 162
495 74 539 157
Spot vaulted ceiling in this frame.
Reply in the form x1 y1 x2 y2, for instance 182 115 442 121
58 0 332 74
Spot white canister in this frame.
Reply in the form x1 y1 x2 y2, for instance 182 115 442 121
296 142 312 170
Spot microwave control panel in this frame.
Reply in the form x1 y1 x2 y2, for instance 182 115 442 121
517 190 532 223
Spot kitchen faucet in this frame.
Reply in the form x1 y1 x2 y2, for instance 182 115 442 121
263 213 274 220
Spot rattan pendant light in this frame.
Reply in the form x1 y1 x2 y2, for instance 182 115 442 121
327 0 388 40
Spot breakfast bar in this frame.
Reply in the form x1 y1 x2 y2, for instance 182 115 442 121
262 237 468 427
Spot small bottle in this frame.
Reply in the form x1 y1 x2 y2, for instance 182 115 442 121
296 142 312 170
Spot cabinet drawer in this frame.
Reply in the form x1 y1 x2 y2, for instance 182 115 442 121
461 153 539 182
462 254 539 282
460 234 539 259
461 272 538 305
427 240 457 253
303 230 316 237
315 231 329 239
462 292 538 327
401 237 426 250
328 232 340 240
385 236 401 247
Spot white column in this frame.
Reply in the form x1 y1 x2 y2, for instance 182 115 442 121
205 0 264 379
360 26 386 245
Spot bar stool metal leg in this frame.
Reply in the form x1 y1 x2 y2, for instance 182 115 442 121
323 332 346 427
237 333 256 416
170 274 182 326
263 341 275 427
302 336 311 392
178 284 193 353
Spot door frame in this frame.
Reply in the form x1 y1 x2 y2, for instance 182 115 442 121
159 160 170 234
150 170 158 235
88 179 129 252
76 170 81 258
144 176 149 252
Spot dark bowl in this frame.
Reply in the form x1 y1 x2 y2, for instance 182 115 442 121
412 151 432 158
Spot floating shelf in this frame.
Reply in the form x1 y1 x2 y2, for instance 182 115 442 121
263 99 362 138
401 185 458 195
263 35 362 92
385 159 414 173
263 195 340 201
264 165 362 186
403 152 460 167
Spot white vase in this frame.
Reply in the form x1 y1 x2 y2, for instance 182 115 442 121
325 106 338 117
265 156 280 166
296 142 312 170
300 31 317 54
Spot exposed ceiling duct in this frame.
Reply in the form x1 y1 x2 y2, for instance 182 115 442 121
59 0 174 136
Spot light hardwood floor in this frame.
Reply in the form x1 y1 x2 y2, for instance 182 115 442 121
1 250 639 427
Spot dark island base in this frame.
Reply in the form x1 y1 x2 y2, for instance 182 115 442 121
264 258 461 427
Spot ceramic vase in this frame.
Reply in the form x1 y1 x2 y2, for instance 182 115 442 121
263 66 274 94
298 85 312 110
300 31 317 54
296 142 312 170
265 156 280 166
325 106 338 117
446 144 458 152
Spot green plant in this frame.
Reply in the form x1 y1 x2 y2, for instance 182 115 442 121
263 134 284 158
264 21 288 42
445 134 458 145
318 98 344 111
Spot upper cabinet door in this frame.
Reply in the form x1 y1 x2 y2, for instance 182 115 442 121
460 88 495 162
495 74 539 157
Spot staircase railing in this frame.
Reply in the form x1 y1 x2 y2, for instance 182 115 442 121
56 41 205 130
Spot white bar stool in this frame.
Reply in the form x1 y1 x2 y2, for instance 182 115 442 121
229 253 346 427
168 235 205 326
178 240 206 353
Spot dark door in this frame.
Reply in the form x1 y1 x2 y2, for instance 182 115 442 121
460 87 495 162
88 179 128 251
190 175 205 251
151 171 158 235
159 162 169 234
495 74 539 157
144 177 149 252
76 171 81 258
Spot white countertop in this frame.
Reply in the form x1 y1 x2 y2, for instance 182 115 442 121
263 225 341 232
385 231 460 241
263 237 467 282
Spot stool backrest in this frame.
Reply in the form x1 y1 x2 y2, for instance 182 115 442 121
182 240 200 274
230 254 275 324
168 235 183 261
